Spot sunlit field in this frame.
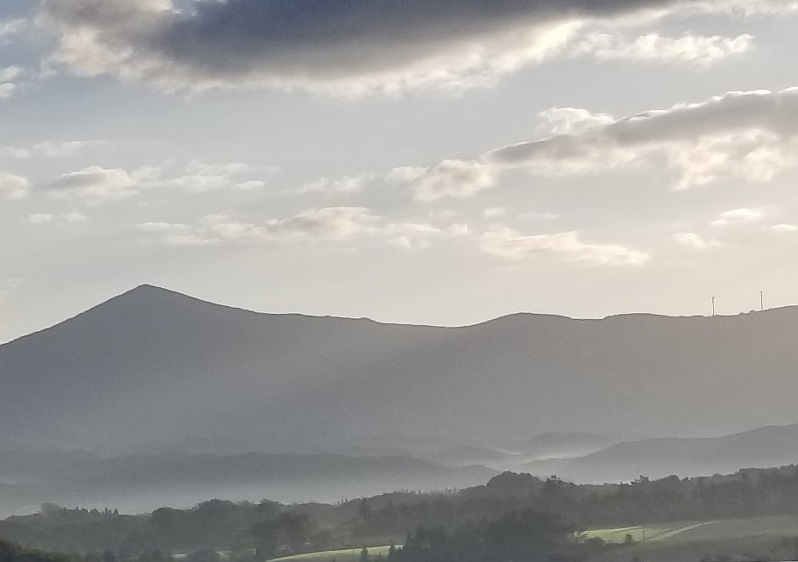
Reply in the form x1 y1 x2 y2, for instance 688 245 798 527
269 546 396 562
586 514 798 545
586 515 798 562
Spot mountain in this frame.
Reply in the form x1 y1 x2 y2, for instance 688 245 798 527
413 446 512 468
520 424 798 483
0 449 495 516
514 432 616 459
3 285 798 456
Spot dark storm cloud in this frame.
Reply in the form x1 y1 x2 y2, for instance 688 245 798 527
39 0 733 93
149 0 668 69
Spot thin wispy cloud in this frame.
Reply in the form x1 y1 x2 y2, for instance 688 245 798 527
480 228 649 266
673 232 720 249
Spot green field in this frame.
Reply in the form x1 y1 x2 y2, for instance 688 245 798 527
269 546 396 562
583 521 714 544
586 515 798 562
586 514 798 544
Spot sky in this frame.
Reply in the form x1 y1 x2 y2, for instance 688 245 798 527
2 0 798 342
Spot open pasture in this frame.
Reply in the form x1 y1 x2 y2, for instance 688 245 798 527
587 515 798 562
269 546 395 562
587 514 798 545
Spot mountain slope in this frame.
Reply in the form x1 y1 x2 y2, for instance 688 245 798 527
0 449 496 515
2 285 798 455
555 424 798 483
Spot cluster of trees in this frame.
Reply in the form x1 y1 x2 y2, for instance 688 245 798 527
251 512 335 559
9 465 798 559
355 466 798 538
0 539 74 562
385 509 593 562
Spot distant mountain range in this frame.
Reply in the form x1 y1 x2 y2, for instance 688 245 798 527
3 284 797 454
3 285 798 513
0 449 495 516
521 423 798 483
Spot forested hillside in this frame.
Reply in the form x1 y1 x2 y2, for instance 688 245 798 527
7 465 798 558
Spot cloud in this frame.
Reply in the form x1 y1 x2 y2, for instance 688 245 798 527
140 207 382 246
137 221 189 232
27 211 87 225
43 160 270 204
48 166 138 202
398 86 798 198
384 222 469 251
0 278 23 301
147 160 269 192
0 66 26 99
0 140 102 159
36 0 795 95
483 208 507 218
570 33 754 67
0 19 27 43
480 228 649 265
139 205 642 267
299 174 373 194
0 66 24 83
488 88 798 185
408 160 496 201
0 169 30 200
771 223 798 233
536 107 615 136
673 232 720 249
710 207 764 227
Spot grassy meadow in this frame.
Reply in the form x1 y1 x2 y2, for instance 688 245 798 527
269 546 396 562
586 514 798 561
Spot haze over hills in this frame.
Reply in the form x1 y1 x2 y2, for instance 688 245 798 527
4 285 798 514
521 423 798 483
2 284 797 454
0 449 495 516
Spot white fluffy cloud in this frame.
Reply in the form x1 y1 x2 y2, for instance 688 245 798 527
0 66 26 100
36 0 794 95
710 208 764 227
571 33 754 67
48 166 139 202
0 169 30 200
401 160 496 202
393 86 798 199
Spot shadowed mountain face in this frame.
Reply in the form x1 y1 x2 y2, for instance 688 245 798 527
2 285 798 455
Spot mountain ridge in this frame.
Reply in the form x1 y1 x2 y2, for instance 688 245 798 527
18 283 797 346
3 284 798 453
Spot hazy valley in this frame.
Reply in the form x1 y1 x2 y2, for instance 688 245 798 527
4 286 798 517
